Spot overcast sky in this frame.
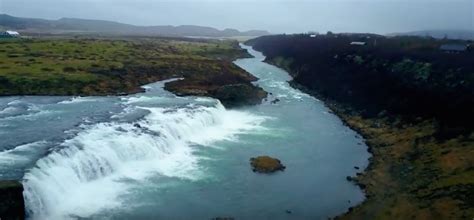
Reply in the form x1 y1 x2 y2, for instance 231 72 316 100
1 0 473 34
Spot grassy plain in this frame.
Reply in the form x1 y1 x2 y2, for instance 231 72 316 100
0 37 257 99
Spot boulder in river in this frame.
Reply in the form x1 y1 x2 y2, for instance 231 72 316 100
271 98 280 104
0 180 25 220
211 83 267 108
250 156 286 173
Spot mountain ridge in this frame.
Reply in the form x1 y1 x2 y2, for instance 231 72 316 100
0 14 270 37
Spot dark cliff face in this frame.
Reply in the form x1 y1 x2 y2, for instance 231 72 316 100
247 34 474 137
0 181 25 220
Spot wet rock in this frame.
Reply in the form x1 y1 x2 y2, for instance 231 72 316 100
271 98 280 104
377 110 387 117
357 183 367 189
250 156 285 173
0 180 25 220
346 176 354 181
115 127 128 132
211 83 267 108
133 123 142 129
354 166 360 170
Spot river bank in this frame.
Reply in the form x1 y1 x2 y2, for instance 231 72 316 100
260 53 474 220
0 37 266 108
332 103 474 219
292 82 474 219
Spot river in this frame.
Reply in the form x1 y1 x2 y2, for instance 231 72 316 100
0 45 370 220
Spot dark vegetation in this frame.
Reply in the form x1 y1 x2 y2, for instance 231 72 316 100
247 34 474 137
0 37 266 107
390 29 474 40
247 34 474 219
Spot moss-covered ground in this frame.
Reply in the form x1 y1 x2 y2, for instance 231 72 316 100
0 37 260 103
333 105 474 219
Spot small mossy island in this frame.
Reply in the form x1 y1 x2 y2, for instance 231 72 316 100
0 37 266 107
0 180 25 220
250 156 286 173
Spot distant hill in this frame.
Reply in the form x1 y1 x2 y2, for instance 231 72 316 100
0 14 270 37
389 30 474 40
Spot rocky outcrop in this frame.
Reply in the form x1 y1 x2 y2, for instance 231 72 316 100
250 156 286 173
163 59 268 108
0 180 25 220
211 83 267 107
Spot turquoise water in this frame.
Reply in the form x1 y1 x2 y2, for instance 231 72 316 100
0 45 369 220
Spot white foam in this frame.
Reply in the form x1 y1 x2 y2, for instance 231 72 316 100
6 99 23 106
194 97 215 103
266 81 311 100
0 100 34 118
0 109 57 122
58 97 98 104
121 96 166 104
23 101 266 220
0 106 19 115
0 141 48 164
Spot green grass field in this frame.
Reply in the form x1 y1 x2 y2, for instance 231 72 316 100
0 37 249 96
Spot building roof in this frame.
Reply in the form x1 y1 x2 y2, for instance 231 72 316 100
350 41 366 45
440 44 467 51
5 30 20 35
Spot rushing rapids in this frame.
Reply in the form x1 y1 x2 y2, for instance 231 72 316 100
0 45 370 220
22 96 265 219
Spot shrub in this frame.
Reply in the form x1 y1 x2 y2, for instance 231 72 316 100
40 67 54 72
63 67 77 73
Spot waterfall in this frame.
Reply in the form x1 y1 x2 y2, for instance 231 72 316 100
23 101 266 219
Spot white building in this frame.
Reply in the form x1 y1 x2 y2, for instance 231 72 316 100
0 30 20 38
350 41 366 46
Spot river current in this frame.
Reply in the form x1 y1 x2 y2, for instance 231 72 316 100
0 45 369 220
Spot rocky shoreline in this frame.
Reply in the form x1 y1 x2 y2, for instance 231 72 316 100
290 81 474 219
0 180 25 220
248 33 474 219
